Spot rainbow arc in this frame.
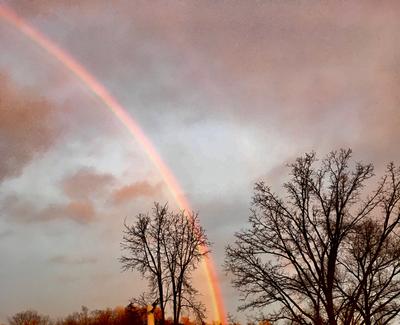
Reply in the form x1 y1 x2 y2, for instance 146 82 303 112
0 4 226 324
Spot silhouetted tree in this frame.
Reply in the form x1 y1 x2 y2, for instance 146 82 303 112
343 209 400 324
120 203 210 325
120 203 169 325
225 149 400 325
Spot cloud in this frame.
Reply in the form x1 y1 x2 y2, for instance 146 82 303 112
8 0 399 162
1 195 95 224
0 195 34 223
112 181 162 205
0 168 117 224
48 254 97 265
0 166 161 224
0 73 60 182
0 229 13 240
61 167 115 200
5 1 400 133
38 200 96 224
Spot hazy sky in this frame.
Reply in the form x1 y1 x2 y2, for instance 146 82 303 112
1 0 400 323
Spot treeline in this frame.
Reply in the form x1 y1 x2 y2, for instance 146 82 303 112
4 307 271 325
5 305 205 325
7 306 146 325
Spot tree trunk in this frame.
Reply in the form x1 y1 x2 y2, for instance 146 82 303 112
158 275 165 325
326 242 339 325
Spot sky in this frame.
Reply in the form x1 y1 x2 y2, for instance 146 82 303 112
1 0 400 323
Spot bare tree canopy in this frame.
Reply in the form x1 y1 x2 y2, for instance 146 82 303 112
8 310 51 325
120 203 210 325
225 149 400 325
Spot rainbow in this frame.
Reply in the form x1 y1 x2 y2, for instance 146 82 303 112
0 4 227 324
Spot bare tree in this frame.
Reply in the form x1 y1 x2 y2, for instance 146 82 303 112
120 202 210 325
343 218 400 325
341 163 400 325
120 203 169 324
8 310 51 325
225 149 400 325
163 209 209 323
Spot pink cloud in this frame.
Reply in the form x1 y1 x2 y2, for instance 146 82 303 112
61 167 115 200
0 73 60 181
112 181 162 205
38 200 96 224
2 195 96 224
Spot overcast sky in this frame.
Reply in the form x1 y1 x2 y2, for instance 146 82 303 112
1 0 400 323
